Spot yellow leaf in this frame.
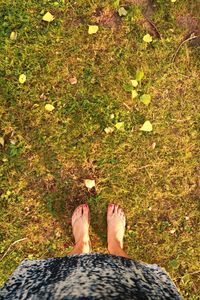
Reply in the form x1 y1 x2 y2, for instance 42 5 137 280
104 127 114 134
84 179 95 189
19 74 26 84
171 0 176 2
115 122 125 131
118 7 128 16
143 34 153 43
10 31 17 40
45 104 55 112
110 114 115 119
132 90 138 99
88 25 99 34
140 94 151 106
140 120 153 132
42 12 55 22
0 137 4 147
130 80 138 87
135 70 144 81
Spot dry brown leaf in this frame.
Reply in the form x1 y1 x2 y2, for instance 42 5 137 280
69 77 78 85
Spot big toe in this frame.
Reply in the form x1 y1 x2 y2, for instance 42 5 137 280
107 203 115 219
72 205 83 225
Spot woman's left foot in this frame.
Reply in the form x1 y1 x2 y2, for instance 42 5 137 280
71 204 91 253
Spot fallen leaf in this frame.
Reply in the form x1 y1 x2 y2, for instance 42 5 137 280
19 74 26 84
0 137 4 147
45 104 55 112
143 33 153 43
130 80 138 87
69 77 77 85
113 0 120 9
132 90 138 99
42 12 55 22
118 7 128 16
84 179 95 189
88 25 99 34
10 139 16 145
140 120 153 132
104 127 114 134
10 31 17 40
140 94 151 105
151 142 156 149
169 259 179 269
110 114 115 119
135 70 144 81
171 0 176 2
115 122 125 131
53 1 59 6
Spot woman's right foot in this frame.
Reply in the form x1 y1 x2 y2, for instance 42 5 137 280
107 204 126 251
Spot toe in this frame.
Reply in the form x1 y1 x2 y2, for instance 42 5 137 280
72 205 83 225
118 207 122 215
74 205 82 216
117 206 122 214
82 204 90 225
107 203 115 218
83 204 89 217
114 204 119 214
117 207 126 226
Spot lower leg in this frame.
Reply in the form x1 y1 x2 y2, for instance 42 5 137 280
108 240 129 258
68 241 90 255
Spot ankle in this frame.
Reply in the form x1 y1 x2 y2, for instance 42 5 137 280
76 238 90 246
108 239 123 252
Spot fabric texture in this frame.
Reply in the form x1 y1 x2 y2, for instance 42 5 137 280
0 253 182 300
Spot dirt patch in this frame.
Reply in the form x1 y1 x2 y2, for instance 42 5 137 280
176 14 200 46
42 174 57 193
125 0 155 17
125 0 149 6
58 163 97 215
176 14 200 34
91 7 121 30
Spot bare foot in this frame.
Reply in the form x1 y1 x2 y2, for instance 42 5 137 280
71 204 90 253
107 204 126 250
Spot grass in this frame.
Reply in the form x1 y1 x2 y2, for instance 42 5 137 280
0 0 200 298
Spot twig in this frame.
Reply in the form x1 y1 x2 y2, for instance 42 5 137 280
123 102 131 110
144 168 154 184
144 15 161 39
137 162 166 170
0 238 28 261
172 33 198 63
188 270 200 276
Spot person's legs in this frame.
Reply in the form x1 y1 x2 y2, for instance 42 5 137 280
107 204 129 258
68 204 91 255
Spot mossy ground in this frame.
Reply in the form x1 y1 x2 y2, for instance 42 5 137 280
0 0 199 298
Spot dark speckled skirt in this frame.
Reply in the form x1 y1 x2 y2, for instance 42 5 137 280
0 253 182 300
